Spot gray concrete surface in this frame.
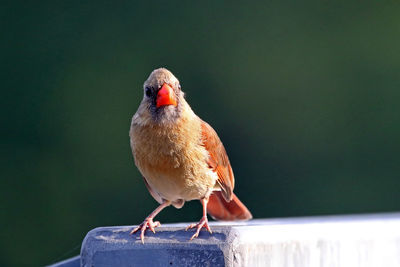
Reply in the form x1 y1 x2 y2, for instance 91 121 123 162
47 255 80 267
54 213 400 266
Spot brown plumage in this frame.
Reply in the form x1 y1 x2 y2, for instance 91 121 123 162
129 68 252 243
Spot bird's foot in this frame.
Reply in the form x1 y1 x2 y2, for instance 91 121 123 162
130 218 161 244
185 216 212 240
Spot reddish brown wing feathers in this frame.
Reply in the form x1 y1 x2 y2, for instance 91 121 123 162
201 121 234 201
201 121 252 221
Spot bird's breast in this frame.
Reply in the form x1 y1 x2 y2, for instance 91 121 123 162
130 113 217 202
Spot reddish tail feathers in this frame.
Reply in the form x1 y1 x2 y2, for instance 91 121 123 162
207 191 252 221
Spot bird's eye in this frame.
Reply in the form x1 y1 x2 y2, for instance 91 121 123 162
178 84 181 90
145 87 152 97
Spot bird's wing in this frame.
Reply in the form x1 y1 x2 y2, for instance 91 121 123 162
201 120 234 201
142 176 163 204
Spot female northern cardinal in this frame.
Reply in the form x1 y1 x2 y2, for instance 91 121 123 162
129 68 252 243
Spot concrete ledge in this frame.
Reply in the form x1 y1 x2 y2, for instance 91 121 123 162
48 255 80 267
79 213 400 267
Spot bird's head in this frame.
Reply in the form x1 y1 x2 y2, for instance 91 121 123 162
141 68 184 123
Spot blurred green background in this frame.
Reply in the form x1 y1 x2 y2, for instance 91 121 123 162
2 1 400 266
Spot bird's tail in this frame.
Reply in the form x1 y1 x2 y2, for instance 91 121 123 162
207 191 252 221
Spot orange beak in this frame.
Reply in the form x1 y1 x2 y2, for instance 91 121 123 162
156 83 177 108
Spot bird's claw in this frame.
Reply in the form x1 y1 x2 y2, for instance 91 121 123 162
130 218 161 244
185 216 212 240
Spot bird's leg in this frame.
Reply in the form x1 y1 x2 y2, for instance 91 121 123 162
130 201 170 244
185 197 212 240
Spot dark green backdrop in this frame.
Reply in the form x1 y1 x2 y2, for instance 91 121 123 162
2 1 400 266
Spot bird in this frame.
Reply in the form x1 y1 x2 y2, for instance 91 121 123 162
129 68 252 243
